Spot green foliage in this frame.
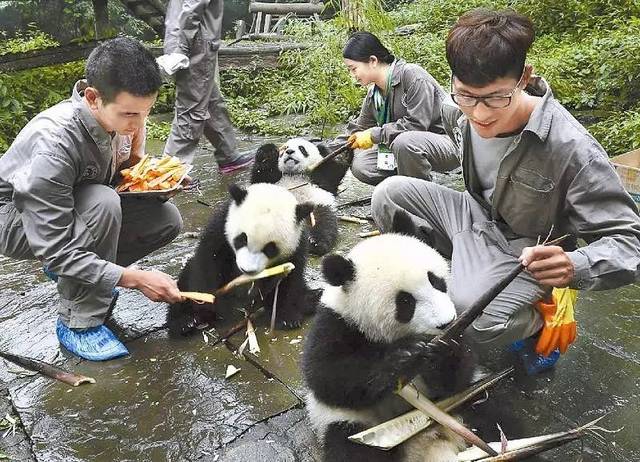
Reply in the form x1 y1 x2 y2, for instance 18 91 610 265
1 0 639 158
0 26 58 55
0 61 85 152
589 109 640 156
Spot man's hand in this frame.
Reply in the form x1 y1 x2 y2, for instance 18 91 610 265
118 268 184 303
519 245 574 287
347 130 374 150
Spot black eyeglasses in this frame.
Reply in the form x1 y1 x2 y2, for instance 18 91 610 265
450 71 525 109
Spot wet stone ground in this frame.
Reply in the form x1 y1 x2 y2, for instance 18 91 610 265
0 134 639 461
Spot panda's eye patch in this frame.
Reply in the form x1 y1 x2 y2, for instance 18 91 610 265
262 242 279 259
428 272 447 293
395 291 416 324
299 145 309 157
233 233 247 249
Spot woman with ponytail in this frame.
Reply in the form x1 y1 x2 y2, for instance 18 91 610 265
333 31 459 185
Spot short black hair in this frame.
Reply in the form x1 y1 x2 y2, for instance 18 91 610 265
446 9 535 86
85 37 162 103
343 31 395 64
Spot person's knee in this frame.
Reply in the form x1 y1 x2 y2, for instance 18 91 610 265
371 177 407 231
78 185 122 228
390 132 414 156
350 155 375 185
162 202 183 243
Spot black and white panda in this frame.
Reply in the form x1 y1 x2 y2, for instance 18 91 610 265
302 211 473 462
167 183 317 337
251 137 352 255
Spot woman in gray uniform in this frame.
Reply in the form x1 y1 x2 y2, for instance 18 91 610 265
334 32 460 185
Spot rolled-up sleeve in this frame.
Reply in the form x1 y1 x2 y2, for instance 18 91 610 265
11 152 123 289
565 152 640 290
370 78 439 146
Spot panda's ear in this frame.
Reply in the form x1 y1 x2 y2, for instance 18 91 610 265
295 202 315 222
391 209 417 235
322 254 355 286
228 183 247 205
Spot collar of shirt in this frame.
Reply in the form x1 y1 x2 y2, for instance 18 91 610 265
71 80 113 152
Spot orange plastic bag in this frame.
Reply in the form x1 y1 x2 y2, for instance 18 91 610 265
535 287 578 357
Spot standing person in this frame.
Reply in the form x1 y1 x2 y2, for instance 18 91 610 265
371 9 640 373
333 31 459 185
0 38 184 361
162 0 253 172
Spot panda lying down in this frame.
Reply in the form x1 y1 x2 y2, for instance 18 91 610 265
303 210 474 462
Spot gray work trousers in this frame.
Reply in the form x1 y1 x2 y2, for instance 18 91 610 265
371 177 546 348
351 131 459 186
0 184 182 328
164 42 238 166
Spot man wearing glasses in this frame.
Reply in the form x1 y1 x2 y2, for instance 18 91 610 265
370 9 640 373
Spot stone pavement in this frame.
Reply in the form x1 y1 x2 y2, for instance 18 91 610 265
0 138 638 461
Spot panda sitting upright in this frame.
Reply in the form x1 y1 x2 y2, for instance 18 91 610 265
167 183 317 337
302 210 473 462
251 137 352 255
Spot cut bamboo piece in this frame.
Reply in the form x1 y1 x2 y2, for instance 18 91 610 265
246 318 260 354
457 415 608 461
349 367 514 450
339 215 369 225
0 351 96 387
359 230 381 238
218 262 295 294
397 383 498 457
180 263 295 305
180 291 215 304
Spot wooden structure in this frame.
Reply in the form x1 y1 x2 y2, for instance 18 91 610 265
0 41 306 73
237 1 324 40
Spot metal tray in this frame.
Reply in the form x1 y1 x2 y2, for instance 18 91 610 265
117 164 193 199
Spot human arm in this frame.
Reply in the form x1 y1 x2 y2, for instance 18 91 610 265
118 267 183 303
370 75 442 146
520 153 640 290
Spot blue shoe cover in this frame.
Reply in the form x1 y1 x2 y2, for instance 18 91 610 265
510 336 560 375
523 348 560 375
56 319 129 361
43 267 58 282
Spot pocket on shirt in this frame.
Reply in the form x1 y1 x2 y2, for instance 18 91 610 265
501 168 555 236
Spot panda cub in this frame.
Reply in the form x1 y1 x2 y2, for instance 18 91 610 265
302 211 472 462
251 138 351 255
167 183 316 337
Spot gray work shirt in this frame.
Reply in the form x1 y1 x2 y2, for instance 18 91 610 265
164 0 224 54
441 76 640 291
333 59 448 147
0 80 142 291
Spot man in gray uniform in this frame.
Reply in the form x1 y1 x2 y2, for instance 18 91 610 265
163 0 253 172
371 9 640 373
0 38 184 361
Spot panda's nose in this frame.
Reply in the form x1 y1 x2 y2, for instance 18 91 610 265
286 149 295 155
